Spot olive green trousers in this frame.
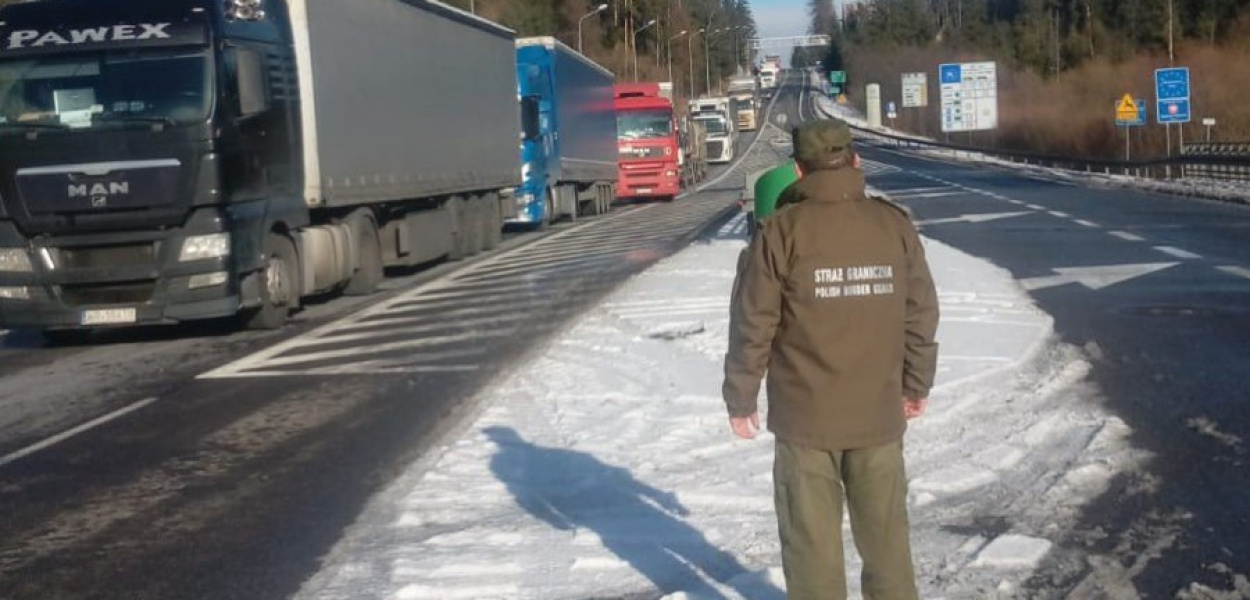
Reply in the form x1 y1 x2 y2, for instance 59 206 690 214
773 439 918 600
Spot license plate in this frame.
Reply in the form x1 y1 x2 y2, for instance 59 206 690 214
81 308 137 325
636 188 653 194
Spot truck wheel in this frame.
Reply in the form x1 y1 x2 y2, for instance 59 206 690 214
481 194 502 250
466 198 486 256
539 188 555 230
344 213 383 296
247 233 300 330
448 197 469 261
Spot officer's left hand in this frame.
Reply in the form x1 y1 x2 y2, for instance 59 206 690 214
903 396 928 419
730 412 761 439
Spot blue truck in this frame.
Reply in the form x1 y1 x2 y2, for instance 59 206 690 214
513 37 617 227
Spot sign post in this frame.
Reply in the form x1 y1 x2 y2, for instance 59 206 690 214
1115 94 1146 161
1202 117 1216 141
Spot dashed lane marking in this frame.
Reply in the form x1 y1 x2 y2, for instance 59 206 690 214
860 159 902 176
1217 265 1250 280
0 397 159 468
1074 219 1100 228
1109 231 1147 242
1154 246 1202 260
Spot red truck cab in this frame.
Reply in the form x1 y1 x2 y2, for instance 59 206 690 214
614 83 682 201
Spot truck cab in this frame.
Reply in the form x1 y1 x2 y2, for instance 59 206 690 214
0 0 302 330
727 78 758 132
689 97 736 165
614 83 681 201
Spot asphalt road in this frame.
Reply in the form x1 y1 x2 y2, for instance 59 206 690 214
0 77 798 600
858 139 1250 596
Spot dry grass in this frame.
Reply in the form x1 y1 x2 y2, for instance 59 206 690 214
844 43 1250 160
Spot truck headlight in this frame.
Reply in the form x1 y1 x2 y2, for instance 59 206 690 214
0 286 30 300
0 249 33 272
180 233 231 262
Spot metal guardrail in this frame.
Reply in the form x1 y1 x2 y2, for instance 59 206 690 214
847 124 1250 183
1182 142 1250 182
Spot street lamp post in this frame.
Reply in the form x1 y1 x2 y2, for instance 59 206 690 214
578 3 609 54
631 18 657 82
668 30 687 87
704 28 723 96
687 29 702 99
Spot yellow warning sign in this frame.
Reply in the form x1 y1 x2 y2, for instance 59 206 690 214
1116 94 1139 122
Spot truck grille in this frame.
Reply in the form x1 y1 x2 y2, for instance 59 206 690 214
60 281 155 306
620 146 666 159
707 140 726 158
58 243 157 271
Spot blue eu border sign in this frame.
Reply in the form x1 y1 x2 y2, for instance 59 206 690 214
1155 67 1191 124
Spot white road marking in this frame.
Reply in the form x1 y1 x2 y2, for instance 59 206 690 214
0 397 159 468
1074 219 1100 228
1019 262 1179 292
916 211 1032 226
1217 265 1250 280
1048 211 1071 218
1109 230 1146 242
1154 246 1202 260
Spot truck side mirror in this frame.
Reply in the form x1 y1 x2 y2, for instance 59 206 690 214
230 47 269 118
520 95 541 141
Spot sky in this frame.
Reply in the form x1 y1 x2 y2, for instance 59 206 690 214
749 0 811 39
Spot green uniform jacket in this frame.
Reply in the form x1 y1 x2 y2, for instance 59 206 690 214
723 167 940 451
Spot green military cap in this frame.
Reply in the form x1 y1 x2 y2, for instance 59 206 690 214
792 119 853 165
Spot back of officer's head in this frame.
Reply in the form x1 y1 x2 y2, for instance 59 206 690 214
792 120 854 172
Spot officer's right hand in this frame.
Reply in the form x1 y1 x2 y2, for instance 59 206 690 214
730 412 761 439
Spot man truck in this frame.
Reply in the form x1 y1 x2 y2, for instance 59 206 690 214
613 83 681 202
0 0 521 334
512 37 617 227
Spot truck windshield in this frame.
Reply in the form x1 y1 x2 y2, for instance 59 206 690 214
0 48 211 131
695 117 727 135
617 110 672 140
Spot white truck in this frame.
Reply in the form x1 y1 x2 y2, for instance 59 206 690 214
688 97 736 164
727 78 759 132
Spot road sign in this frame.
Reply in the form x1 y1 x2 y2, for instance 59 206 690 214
829 71 846 96
1155 67 1191 124
887 101 898 120
750 35 830 50
939 61 998 132
1116 94 1138 121
1116 96 1146 127
902 72 928 107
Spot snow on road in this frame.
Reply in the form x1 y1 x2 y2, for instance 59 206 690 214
294 201 1184 599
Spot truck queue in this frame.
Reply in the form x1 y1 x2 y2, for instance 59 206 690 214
0 0 763 336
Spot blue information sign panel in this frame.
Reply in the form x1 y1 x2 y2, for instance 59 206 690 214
1155 67 1191 124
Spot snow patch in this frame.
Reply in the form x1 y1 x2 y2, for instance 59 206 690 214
971 535 1054 569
